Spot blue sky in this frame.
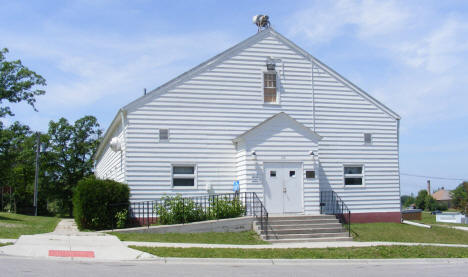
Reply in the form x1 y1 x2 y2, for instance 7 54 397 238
1 0 467 195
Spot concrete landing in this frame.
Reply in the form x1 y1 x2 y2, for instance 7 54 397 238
0 219 157 261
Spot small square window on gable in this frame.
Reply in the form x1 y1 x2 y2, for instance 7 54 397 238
159 129 169 141
364 133 372 145
264 72 277 103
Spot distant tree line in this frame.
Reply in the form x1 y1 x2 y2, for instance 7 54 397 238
401 182 468 213
451 182 468 213
0 47 102 216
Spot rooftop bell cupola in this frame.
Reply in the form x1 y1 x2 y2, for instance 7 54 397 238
252 15 270 32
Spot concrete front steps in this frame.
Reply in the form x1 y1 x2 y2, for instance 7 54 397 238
255 215 352 243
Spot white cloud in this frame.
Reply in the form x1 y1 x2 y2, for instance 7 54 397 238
287 1 468 129
1 30 235 109
393 18 468 74
288 0 409 44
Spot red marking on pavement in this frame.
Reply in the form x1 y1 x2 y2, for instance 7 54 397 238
48 250 95 258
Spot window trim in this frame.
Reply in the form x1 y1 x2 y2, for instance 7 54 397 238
171 164 197 189
262 70 280 105
343 164 365 187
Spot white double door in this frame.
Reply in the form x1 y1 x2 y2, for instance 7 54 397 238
263 162 303 214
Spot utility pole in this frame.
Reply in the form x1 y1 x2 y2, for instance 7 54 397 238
33 132 40 216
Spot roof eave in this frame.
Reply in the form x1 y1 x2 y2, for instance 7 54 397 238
93 108 126 161
233 112 322 143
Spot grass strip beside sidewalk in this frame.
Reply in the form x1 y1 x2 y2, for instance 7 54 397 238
130 245 468 259
415 212 468 227
0 212 60 239
352 223 468 245
110 231 269 245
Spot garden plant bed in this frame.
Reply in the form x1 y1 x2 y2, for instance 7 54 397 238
130 245 468 259
352 222 468 245
111 231 268 245
0 212 60 239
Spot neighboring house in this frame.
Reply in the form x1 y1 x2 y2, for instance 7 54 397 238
432 188 452 208
94 24 401 223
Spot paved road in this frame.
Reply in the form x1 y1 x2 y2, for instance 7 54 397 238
1 256 467 277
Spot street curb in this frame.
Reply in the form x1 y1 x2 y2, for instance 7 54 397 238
0 239 16 244
160 257 468 265
1 253 468 265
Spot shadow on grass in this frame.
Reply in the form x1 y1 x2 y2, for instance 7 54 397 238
0 215 23 222
350 227 360 240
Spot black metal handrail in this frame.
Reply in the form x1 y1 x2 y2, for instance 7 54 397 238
320 190 351 236
109 192 268 234
252 192 268 237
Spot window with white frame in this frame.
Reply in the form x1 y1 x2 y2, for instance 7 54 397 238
159 129 169 141
263 72 277 103
364 133 372 145
344 165 363 186
172 165 196 187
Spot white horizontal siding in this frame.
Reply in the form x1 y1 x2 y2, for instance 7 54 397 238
313 66 399 214
99 32 400 215
95 124 125 183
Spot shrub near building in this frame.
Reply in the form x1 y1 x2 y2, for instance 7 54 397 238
73 176 129 230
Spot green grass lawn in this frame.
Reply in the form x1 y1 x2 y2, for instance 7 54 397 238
0 212 60 239
0 242 13 247
414 212 468 227
130 245 468 259
352 222 468 245
110 231 269 245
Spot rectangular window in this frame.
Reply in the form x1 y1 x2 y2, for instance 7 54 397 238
364 133 372 145
306 170 315 179
172 165 196 187
264 72 277 103
159 129 169 141
344 165 363 186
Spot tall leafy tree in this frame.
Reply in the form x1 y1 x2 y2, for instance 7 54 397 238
415 190 428 210
451 182 468 213
45 116 102 215
0 48 46 117
0 121 48 213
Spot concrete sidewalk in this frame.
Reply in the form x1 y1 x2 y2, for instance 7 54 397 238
124 240 468 249
0 219 157 261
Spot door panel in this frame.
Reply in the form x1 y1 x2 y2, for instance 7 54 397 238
263 162 284 214
283 163 303 213
264 162 303 214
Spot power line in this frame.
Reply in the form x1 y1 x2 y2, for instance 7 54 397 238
400 172 467 181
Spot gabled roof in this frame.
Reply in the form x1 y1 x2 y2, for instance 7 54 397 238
233 112 322 143
432 189 452 201
96 27 401 161
123 27 400 119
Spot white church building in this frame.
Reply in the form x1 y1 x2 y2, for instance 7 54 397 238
95 20 401 223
